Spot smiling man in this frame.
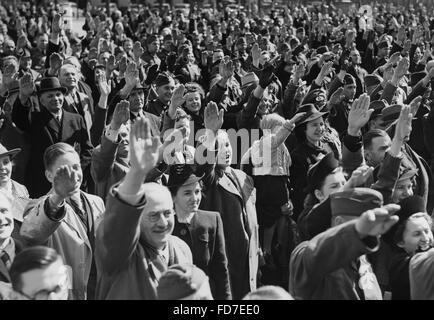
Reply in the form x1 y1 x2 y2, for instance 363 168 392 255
95 117 192 300
0 192 23 284
20 143 105 300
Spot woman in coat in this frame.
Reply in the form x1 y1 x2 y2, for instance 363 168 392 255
168 164 231 300
290 104 341 220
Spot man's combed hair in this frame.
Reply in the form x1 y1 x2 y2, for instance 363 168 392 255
43 142 77 170
363 129 389 149
9 246 61 292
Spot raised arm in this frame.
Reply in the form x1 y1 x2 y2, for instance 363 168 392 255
95 117 162 275
20 166 79 244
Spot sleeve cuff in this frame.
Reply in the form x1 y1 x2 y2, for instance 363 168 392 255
110 183 147 208
105 125 120 142
44 197 66 222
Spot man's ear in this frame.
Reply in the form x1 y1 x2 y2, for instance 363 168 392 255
397 241 405 249
333 216 344 227
45 169 54 183
314 189 325 202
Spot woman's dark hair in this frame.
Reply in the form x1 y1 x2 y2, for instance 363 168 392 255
9 246 61 292
169 180 204 198
294 122 308 143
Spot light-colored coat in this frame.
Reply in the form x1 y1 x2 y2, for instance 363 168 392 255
19 191 105 300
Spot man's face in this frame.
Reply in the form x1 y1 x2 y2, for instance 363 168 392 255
163 40 173 51
156 80 175 104
140 189 174 249
46 153 82 193
0 156 12 185
39 90 64 114
59 66 78 90
392 178 414 203
0 194 13 244
399 216 434 254
147 40 160 54
98 52 110 67
37 35 49 51
365 135 392 167
216 134 233 168
378 46 391 58
3 41 15 54
19 258 69 300
350 50 362 65
343 84 356 100
236 42 247 52
128 90 145 113
101 29 111 41
123 40 133 52
19 55 32 71
71 43 82 56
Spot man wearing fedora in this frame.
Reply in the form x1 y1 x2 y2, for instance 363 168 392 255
12 75 93 198
290 187 400 300
16 48 41 82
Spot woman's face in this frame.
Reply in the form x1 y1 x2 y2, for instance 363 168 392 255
173 181 202 215
315 168 346 202
392 178 414 203
414 47 422 62
305 117 325 143
184 92 201 114
0 156 12 185
399 216 434 254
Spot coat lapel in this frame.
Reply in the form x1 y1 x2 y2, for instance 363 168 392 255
218 171 243 200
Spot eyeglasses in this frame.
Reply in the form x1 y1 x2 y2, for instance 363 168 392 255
147 209 174 223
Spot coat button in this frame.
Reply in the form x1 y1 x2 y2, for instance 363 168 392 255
180 229 188 236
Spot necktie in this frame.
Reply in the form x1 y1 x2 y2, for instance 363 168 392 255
358 255 382 300
0 251 11 270
67 196 88 232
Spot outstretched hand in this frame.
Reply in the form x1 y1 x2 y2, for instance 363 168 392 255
204 101 224 132
347 93 373 135
129 117 162 175
355 204 400 237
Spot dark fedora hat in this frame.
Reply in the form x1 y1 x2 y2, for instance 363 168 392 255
37 77 67 95
295 104 329 127
305 152 340 193
0 143 21 159
167 164 204 189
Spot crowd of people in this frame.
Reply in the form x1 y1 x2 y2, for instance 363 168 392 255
0 0 434 300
